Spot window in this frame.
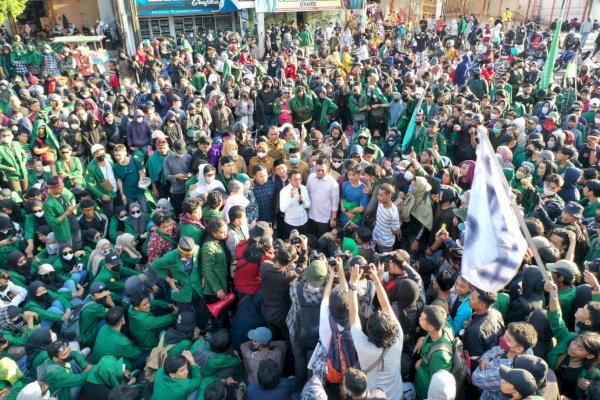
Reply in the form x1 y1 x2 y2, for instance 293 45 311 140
139 18 170 40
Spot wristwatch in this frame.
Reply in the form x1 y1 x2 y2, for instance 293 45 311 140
349 284 357 291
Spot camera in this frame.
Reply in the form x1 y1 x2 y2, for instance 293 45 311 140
374 252 393 264
327 257 338 267
290 229 301 245
309 250 320 263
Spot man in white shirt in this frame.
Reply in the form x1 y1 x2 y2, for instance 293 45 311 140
0 270 27 307
306 158 339 237
279 169 311 237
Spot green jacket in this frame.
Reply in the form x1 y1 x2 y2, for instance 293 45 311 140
179 221 204 246
24 290 71 323
547 306 580 370
349 92 368 116
0 141 27 180
0 327 33 347
31 119 60 153
414 331 453 400
586 234 600 262
299 29 313 47
43 188 76 243
201 239 228 296
289 93 314 125
152 247 203 303
56 156 85 188
86 355 128 388
314 96 338 128
128 303 176 350
414 130 447 157
152 364 203 400
91 325 143 364
580 197 600 219
558 285 576 326
79 296 108 347
44 351 90 400
123 213 151 240
85 157 117 200
158 331 194 356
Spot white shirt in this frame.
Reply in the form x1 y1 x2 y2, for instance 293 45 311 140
223 193 250 237
0 281 27 308
99 161 117 192
306 173 339 224
279 183 311 226
351 318 404 400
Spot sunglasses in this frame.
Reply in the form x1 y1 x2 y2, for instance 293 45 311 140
131 210 141 215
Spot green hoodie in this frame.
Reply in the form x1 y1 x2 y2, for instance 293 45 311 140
350 127 384 162
289 87 314 125
31 119 60 153
86 356 128 388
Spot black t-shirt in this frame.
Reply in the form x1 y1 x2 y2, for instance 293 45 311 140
577 143 600 168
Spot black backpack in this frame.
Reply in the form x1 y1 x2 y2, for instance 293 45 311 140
422 329 468 397
294 283 321 349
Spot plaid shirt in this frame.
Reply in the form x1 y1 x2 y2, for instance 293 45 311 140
286 283 323 344
252 179 276 223
42 53 60 76
471 346 533 400
13 60 27 75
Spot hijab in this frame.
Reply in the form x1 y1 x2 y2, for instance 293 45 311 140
152 198 175 217
46 232 58 255
27 281 53 310
128 202 146 235
87 239 111 277
25 328 53 369
58 243 78 273
7 250 31 283
116 233 142 259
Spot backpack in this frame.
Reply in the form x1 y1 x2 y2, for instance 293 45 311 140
325 315 358 383
294 283 321 349
61 303 83 342
422 330 468 396
144 333 176 384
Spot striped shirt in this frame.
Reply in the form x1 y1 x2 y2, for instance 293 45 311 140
306 172 339 224
372 202 400 248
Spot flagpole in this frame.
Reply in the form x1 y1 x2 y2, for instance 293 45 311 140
401 81 430 152
479 131 552 284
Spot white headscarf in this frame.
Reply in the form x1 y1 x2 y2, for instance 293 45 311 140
190 164 225 198
87 239 111 277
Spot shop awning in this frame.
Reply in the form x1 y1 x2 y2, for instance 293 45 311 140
136 0 239 16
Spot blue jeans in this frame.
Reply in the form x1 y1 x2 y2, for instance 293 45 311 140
264 115 277 130
41 301 66 329
581 32 590 48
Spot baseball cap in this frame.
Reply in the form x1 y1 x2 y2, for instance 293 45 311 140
176 312 196 332
590 98 599 108
438 185 456 203
90 282 110 297
546 259 579 281
38 264 55 275
453 207 468 223
564 201 584 219
105 251 121 265
512 355 549 388
499 365 538 398
248 327 273 346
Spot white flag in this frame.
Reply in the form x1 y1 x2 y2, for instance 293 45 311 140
461 135 527 292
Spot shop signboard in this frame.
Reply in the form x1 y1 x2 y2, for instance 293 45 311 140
136 0 237 16
256 0 342 13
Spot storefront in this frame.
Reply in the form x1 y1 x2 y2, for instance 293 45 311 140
135 0 240 40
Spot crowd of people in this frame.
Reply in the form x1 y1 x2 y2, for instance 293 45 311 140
0 7 597 400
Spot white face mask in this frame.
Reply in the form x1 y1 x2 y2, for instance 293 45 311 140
257 151 267 158
404 171 414 181
2 136 12 144
101 248 112 256
229 150 238 157
547 141 555 149
10 126 17 133
48 243 58 253
99 96 105 102
34 211 44 218
136 117 144 123
332 161 342 169
544 188 556 197
70 124 79 130
118 215 128 222
63 253 74 261
490 113 498 120
541 106 549 114
205 177 214 184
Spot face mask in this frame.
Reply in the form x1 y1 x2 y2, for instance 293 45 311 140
388 140 395 145
70 124 79 130
205 176 214 184
111 264 121 273
393 98 400 103
404 171 414 181
229 150 238 157
289 157 300 165
515 170 528 179
541 106 549 114
1 136 12 144
48 244 58 253
118 216 128 222
257 151 267 158
174 102 182 108
101 248 113 256
10 127 17 133
490 113 498 120
547 141 555 149
63 253 74 261
492 126 502 134
131 211 141 218
498 335 511 352
525 149 533 157
595 118 600 124
332 161 342 169
544 188 556 197
408 185 416 193
34 211 44 218
137 117 144 123
499 134 512 143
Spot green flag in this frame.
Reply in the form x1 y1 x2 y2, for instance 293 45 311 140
402 84 429 152
539 0 566 90
565 59 577 80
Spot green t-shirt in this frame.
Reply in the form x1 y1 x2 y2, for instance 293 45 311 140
113 157 145 198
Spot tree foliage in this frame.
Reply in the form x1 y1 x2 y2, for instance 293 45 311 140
0 0 28 25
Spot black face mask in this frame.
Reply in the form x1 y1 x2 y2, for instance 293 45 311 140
96 155 105 162
111 265 121 273
96 296 108 306
525 149 533 157
60 354 73 363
